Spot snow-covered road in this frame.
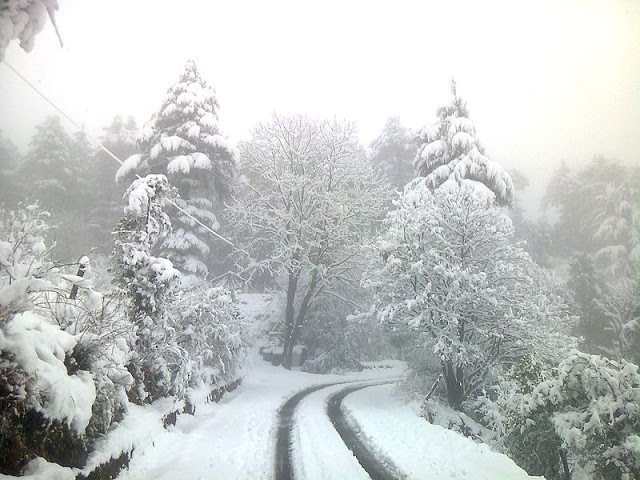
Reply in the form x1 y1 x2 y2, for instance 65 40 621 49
287 379 400 480
106 359 542 480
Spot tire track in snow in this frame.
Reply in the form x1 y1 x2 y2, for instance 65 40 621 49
274 377 400 480
275 381 349 480
327 381 405 480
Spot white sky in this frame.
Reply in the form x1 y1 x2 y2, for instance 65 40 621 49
1 0 638 215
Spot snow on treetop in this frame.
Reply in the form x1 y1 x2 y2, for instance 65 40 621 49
124 174 171 216
415 84 513 206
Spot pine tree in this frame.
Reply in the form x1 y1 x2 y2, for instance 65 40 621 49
87 116 138 254
414 81 513 206
0 131 20 206
19 115 73 212
117 60 235 277
369 116 417 191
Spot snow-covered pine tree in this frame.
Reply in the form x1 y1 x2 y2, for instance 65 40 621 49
369 116 417 191
414 80 513 206
117 60 235 278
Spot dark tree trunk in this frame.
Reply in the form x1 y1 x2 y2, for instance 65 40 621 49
282 270 319 370
443 362 465 410
282 270 299 370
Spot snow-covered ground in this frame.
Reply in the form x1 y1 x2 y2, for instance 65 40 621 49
2 355 544 480
80 357 536 480
113 357 404 480
342 383 544 480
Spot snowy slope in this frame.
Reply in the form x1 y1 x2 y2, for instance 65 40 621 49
342 384 544 480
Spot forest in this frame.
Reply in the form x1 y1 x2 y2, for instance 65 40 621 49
1 3 639 480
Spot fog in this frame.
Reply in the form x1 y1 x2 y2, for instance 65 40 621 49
1 0 638 217
1 2 640 479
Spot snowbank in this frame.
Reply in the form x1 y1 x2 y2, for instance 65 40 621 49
342 383 545 480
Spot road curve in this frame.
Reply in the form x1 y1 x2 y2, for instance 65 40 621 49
327 382 405 480
274 378 400 480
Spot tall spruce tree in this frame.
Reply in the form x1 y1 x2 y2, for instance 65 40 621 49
117 60 235 278
414 81 513 206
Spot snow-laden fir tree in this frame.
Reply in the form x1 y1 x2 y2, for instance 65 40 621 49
414 80 513 206
117 60 235 278
365 179 574 408
369 116 418 191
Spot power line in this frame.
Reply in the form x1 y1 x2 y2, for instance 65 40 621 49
3 60 236 248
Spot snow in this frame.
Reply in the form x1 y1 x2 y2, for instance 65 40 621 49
115 154 142 182
161 135 194 152
0 456 75 480
99 354 541 480
342 384 544 480
0 312 96 435
124 174 170 215
0 0 60 60
293 383 371 480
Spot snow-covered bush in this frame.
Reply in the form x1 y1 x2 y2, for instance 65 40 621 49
0 205 133 475
523 351 640 479
173 281 246 398
0 205 59 322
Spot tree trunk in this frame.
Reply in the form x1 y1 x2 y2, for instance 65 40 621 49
443 362 465 410
282 270 299 370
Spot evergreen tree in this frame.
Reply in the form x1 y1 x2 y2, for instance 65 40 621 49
117 60 235 278
0 131 20 206
87 116 138 254
18 115 73 212
369 116 417 191
111 174 181 403
414 80 513 206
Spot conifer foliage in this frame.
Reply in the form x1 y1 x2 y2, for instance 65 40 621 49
117 60 235 277
369 116 417 190
414 81 513 206
111 174 182 402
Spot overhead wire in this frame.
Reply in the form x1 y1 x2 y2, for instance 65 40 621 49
3 60 236 248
